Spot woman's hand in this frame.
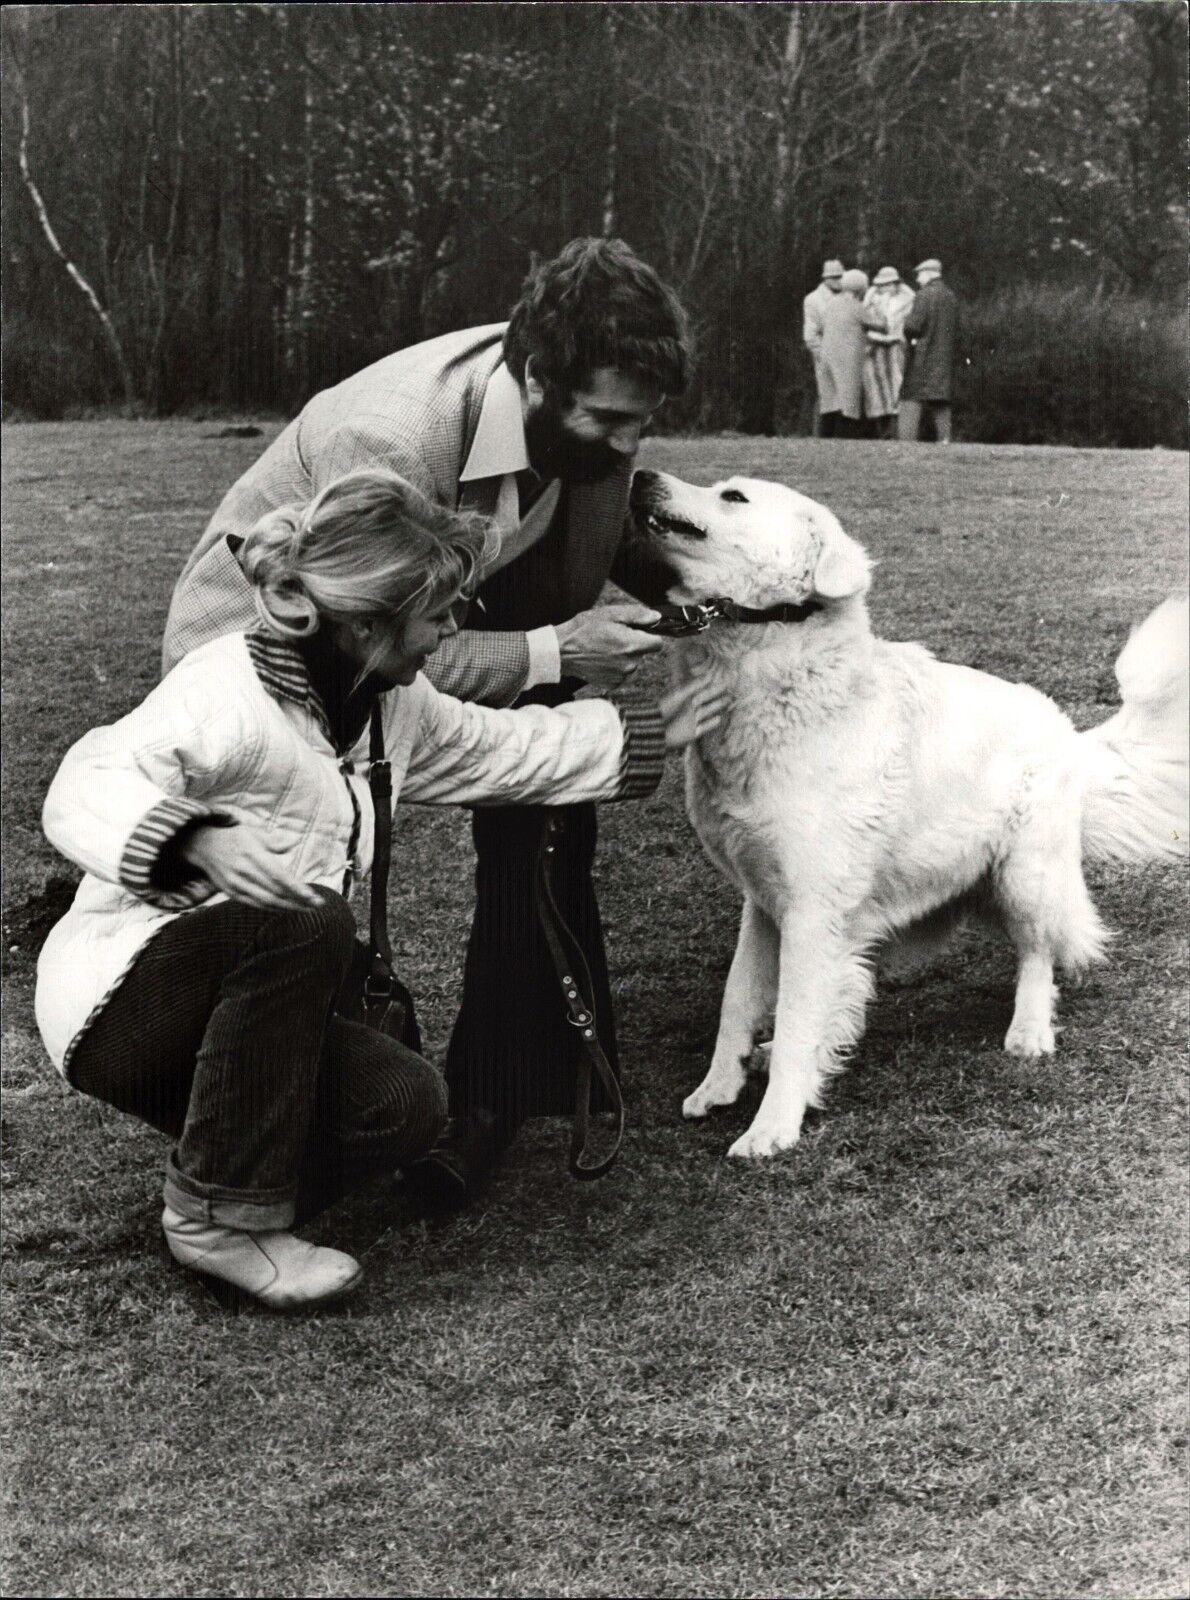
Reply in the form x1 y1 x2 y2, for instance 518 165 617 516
658 674 730 750
181 822 324 912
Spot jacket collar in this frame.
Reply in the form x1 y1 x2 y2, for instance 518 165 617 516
244 627 336 747
459 361 530 483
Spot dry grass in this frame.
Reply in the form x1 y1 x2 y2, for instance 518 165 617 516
2 423 1187 1598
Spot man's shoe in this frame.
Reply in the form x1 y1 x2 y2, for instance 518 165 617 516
399 1110 503 1213
162 1205 362 1311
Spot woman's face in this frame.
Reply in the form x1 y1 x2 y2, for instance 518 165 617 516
384 597 461 687
340 596 461 688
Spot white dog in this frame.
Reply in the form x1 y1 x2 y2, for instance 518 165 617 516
622 469 1188 1159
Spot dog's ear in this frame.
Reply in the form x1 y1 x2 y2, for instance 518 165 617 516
812 530 871 600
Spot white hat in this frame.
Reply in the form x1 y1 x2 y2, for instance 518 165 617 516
914 258 942 275
840 268 870 294
821 259 845 279
873 266 901 286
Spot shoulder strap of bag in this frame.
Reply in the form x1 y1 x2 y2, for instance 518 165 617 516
367 703 395 985
534 813 625 1180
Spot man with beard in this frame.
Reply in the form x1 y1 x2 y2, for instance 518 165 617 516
163 236 691 1204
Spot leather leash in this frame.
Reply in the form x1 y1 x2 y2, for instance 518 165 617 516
534 811 625 1180
369 703 620 1174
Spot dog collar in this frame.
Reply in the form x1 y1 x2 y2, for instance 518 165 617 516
716 598 824 625
649 597 823 636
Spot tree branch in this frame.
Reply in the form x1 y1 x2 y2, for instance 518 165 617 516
15 61 136 407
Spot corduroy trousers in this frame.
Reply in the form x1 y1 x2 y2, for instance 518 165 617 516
67 889 448 1229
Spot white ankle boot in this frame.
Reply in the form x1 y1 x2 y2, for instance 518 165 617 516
162 1206 362 1310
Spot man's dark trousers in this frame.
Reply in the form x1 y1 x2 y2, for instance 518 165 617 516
443 490 620 1144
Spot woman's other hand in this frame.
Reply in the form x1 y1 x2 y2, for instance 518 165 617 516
658 674 730 749
181 823 324 912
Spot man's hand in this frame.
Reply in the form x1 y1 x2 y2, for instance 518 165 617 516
555 603 665 688
658 674 730 750
181 822 324 913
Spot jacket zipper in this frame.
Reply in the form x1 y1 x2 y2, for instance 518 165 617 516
339 757 362 897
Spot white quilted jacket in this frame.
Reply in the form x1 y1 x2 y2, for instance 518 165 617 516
36 630 662 1072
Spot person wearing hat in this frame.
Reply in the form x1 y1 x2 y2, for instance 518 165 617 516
815 267 888 439
899 259 959 443
862 267 916 439
803 259 845 437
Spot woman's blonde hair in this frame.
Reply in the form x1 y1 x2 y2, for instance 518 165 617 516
240 468 498 674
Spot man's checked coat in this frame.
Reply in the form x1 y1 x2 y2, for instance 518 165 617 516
162 324 634 705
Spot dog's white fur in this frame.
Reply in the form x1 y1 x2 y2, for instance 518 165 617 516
625 470 1189 1159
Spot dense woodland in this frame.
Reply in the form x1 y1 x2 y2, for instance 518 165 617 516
2 2 1186 442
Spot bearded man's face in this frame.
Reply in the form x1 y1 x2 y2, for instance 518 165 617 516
523 364 663 484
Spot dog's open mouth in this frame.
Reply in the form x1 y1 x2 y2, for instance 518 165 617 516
639 508 707 542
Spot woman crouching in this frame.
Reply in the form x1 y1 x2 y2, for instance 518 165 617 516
35 469 721 1312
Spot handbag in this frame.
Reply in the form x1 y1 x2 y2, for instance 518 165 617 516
338 703 422 1053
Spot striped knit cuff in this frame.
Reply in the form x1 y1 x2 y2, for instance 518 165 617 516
118 797 222 910
614 700 667 801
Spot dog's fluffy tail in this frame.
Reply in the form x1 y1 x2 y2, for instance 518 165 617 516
1079 595 1189 865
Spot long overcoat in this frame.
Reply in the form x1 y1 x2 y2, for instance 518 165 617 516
901 280 959 402
862 285 916 418
817 294 888 420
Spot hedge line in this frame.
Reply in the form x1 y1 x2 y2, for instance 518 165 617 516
4 287 1186 449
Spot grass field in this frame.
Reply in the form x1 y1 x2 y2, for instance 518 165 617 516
2 423 1187 1599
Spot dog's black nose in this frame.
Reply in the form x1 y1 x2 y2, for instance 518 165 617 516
629 469 661 508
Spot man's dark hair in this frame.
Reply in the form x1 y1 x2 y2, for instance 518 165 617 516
503 237 690 397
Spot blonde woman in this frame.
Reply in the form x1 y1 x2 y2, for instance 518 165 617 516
36 469 723 1311
863 266 916 438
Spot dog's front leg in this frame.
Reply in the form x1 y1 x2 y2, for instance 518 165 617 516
684 897 778 1119
728 907 845 1160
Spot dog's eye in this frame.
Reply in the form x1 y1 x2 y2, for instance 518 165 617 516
720 488 749 504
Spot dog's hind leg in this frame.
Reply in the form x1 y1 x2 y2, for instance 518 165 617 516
1004 948 1058 1058
996 805 1107 1059
728 911 865 1159
684 898 778 1119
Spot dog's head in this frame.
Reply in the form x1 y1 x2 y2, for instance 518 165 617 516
621 469 871 612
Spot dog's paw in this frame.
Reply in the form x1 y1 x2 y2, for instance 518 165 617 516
727 1119 803 1160
1003 1018 1056 1058
682 1078 742 1119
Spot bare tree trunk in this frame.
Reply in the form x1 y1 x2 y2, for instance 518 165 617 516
16 77 136 408
601 10 621 236
854 7 887 267
747 5 806 435
280 28 316 395
146 7 187 411
282 213 298 378
297 67 316 392
772 5 803 228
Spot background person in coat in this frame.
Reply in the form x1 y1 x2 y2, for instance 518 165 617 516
38 469 725 1310
802 258 845 437
862 266 916 439
898 258 960 442
816 268 888 438
162 238 691 1206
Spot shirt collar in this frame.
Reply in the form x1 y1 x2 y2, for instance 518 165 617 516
459 361 530 483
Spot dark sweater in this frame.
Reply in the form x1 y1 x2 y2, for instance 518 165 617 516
298 629 383 756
